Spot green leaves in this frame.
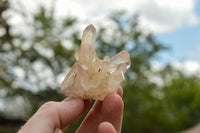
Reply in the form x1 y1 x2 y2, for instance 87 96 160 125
0 2 200 133
163 75 200 131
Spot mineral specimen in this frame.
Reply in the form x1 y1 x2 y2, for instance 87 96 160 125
61 24 131 100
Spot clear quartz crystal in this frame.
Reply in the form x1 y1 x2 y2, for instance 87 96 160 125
61 24 131 100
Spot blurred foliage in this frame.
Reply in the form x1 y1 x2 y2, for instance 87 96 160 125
1 0 200 133
163 73 200 132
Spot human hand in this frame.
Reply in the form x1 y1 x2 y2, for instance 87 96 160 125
18 87 124 133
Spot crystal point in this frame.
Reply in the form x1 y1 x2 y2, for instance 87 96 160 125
61 24 131 100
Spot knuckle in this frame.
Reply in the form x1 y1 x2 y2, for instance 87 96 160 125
40 101 57 110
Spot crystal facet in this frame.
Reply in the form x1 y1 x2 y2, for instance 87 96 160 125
61 24 131 100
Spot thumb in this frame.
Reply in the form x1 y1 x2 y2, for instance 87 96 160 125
18 98 84 133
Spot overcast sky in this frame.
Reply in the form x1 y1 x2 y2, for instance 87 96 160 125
9 0 200 73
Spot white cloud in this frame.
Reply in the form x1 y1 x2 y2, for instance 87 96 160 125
13 66 25 78
149 60 200 86
151 61 164 72
137 0 199 33
10 0 199 33
151 60 200 76
32 60 56 89
171 60 200 76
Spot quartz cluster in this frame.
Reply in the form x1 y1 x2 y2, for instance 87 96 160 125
61 24 131 100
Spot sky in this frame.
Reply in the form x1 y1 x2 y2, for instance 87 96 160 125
9 0 200 74
157 0 200 63
2 0 200 117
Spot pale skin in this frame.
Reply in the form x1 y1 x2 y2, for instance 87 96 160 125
18 87 124 133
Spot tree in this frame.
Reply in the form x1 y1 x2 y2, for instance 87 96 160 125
163 71 200 132
94 12 168 133
0 1 167 132
1 1 200 133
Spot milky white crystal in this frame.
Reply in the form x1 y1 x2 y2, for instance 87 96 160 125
61 24 131 100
